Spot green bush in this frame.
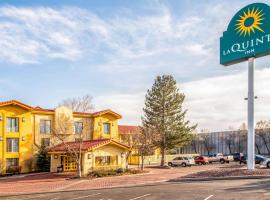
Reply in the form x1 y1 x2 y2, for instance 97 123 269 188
89 168 143 178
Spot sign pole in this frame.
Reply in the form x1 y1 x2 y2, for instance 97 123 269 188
247 57 255 170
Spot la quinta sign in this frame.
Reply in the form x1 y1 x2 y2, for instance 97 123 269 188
220 3 270 65
220 3 270 170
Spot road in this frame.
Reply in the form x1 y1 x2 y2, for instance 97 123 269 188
1 178 270 200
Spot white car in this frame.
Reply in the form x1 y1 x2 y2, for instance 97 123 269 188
261 157 270 168
168 156 195 167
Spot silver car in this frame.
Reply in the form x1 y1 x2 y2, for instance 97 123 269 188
168 156 194 167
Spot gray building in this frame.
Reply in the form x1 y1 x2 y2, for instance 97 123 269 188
180 130 270 155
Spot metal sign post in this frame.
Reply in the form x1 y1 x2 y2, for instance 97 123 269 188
220 3 270 170
247 57 255 170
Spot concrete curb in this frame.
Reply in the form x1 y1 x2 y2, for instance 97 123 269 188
168 175 270 182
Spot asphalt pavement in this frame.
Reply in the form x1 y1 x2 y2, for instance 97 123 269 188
1 178 270 200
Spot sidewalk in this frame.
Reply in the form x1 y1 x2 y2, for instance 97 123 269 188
0 164 221 196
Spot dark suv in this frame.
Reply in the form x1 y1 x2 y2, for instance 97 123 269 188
239 155 266 164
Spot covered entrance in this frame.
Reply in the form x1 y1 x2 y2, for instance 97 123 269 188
49 139 130 176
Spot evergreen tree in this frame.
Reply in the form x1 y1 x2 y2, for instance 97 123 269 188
36 144 50 172
142 75 196 166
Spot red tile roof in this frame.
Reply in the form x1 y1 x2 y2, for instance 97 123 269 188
118 125 140 135
48 139 130 153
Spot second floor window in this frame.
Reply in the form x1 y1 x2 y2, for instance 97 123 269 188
74 122 83 134
6 117 19 132
41 138 50 147
40 120 51 134
6 138 19 152
103 123 110 135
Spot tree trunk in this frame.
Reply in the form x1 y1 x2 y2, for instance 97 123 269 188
125 151 131 169
77 161 82 178
141 154 144 171
160 146 165 166
77 151 82 178
228 144 232 154
255 143 261 154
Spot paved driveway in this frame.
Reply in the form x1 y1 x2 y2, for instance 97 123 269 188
0 164 227 196
1 178 270 200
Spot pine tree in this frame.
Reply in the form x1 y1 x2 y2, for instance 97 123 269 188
142 75 196 166
36 144 50 172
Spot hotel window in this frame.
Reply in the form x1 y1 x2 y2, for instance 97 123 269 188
41 138 50 147
6 158 19 172
6 138 19 152
6 117 19 132
103 123 110 135
74 122 83 134
95 156 118 166
40 120 51 134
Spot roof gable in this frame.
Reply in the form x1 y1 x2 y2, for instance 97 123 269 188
0 100 33 110
91 109 122 119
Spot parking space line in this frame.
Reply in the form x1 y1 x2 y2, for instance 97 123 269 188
50 197 60 200
204 195 214 200
128 194 151 200
69 193 101 200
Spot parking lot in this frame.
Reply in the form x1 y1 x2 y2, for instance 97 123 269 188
0 164 228 196
1 178 270 200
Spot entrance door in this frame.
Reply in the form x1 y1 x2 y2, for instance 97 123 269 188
64 156 77 171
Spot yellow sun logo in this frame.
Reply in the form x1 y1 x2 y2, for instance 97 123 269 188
235 8 265 37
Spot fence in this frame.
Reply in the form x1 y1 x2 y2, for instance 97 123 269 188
180 130 270 155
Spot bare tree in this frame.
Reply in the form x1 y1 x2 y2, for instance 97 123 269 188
58 95 94 113
200 134 215 155
51 98 92 177
256 120 270 154
238 122 247 153
120 128 141 169
190 133 198 154
222 132 236 154
136 127 155 170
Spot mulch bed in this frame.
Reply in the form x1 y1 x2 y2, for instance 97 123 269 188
183 167 270 178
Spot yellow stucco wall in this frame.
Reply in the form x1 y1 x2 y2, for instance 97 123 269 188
0 105 33 173
50 143 127 176
0 103 122 174
92 114 119 141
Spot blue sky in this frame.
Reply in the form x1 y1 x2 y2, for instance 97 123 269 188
1 0 270 131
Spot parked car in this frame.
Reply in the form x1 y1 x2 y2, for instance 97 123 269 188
262 157 270 168
194 156 209 165
231 152 244 161
208 153 234 164
240 155 267 165
168 156 195 167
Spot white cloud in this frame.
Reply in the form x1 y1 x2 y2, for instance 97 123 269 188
95 68 270 132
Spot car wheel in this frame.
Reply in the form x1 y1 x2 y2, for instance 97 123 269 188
209 161 212 164
182 163 187 167
220 159 225 164
168 162 173 167
267 162 270 168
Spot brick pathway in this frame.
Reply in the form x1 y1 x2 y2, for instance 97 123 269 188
0 164 222 196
